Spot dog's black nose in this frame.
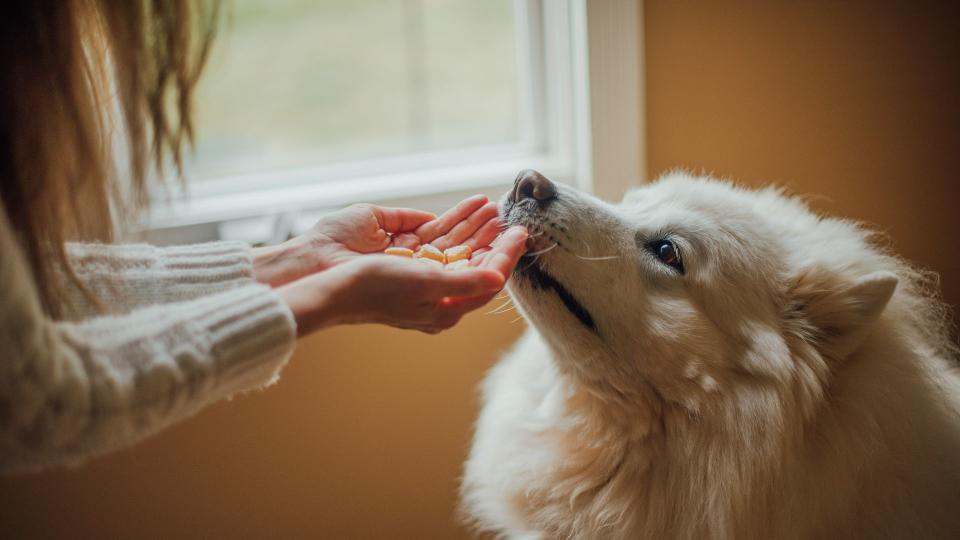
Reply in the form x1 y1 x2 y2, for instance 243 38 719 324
512 169 557 204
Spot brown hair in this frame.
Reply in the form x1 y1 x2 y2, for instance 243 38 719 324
0 0 220 316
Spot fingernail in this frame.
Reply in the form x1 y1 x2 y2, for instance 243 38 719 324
507 226 527 239
481 268 506 290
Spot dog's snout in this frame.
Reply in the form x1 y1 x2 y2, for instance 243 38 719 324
512 169 557 204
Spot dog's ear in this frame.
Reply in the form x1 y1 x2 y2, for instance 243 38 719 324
787 270 898 359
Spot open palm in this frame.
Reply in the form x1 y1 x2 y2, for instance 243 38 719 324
253 195 527 289
311 195 505 267
267 195 529 335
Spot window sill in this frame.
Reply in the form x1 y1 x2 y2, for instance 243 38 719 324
139 150 576 244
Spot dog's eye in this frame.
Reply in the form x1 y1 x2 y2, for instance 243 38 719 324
647 240 684 274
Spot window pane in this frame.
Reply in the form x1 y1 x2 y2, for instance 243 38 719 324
187 0 520 181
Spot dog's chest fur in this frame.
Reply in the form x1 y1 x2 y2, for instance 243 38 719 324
463 173 960 539
463 333 757 540
462 329 960 540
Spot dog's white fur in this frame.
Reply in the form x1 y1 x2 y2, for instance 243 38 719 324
461 172 960 539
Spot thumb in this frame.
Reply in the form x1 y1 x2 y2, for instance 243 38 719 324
479 226 528 278
430 268 504 298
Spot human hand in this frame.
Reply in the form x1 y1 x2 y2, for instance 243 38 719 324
252 195 501 287
278 225 528 336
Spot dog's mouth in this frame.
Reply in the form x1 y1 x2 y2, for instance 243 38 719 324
515 259 597 333
501 179 597 334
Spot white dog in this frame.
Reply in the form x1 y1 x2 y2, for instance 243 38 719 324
461 170 960 539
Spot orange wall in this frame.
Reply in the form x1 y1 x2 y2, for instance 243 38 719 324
3 3 958 539
645 0 960 309
0 313 525 539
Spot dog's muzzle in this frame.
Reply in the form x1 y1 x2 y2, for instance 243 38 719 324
510 169 558 205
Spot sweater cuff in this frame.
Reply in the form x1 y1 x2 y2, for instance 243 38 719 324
158 241 256 300
184 283 298 395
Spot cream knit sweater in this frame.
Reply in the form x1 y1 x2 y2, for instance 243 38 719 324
0 207 297 473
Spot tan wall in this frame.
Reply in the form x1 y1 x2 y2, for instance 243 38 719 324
645 0 960 308
0 313 526 539
2 2 958 539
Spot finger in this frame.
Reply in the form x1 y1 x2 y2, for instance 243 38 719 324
427 268 504 298
440 292 496 311
417 326 445 335
371 206 436 234
479 226 528 278
467 246 496 267
462 216 504 251
429 309 465 333
431 201 499 250
390 232 421 250
469 246 492 262
414 195 488 244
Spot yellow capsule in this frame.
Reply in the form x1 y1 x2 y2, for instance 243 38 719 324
444 259 470 271
384 247 414 258
416 244 446 263
444 244 472 263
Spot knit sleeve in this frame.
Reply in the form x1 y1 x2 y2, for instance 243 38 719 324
58 241 258 320
0 213 298 473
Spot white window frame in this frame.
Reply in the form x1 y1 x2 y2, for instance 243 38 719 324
140 0 644 245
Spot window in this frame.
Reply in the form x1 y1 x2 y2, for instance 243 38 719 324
145 0 643 244
189 0 521 181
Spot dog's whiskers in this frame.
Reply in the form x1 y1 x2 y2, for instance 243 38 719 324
526 242 558 257
486 298 517 315
513 222 620 263
514 242 556 273
573 253 620 261
518 256 540 272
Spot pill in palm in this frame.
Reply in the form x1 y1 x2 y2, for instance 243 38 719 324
384 243 476 270
415 244 446 263
384 247 414 258
444 245 472 263
416 257 445 269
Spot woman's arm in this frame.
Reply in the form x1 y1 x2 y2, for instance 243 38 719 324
1 214 297 473
58 241 260 320
0 200 526 473
58 196 502 321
